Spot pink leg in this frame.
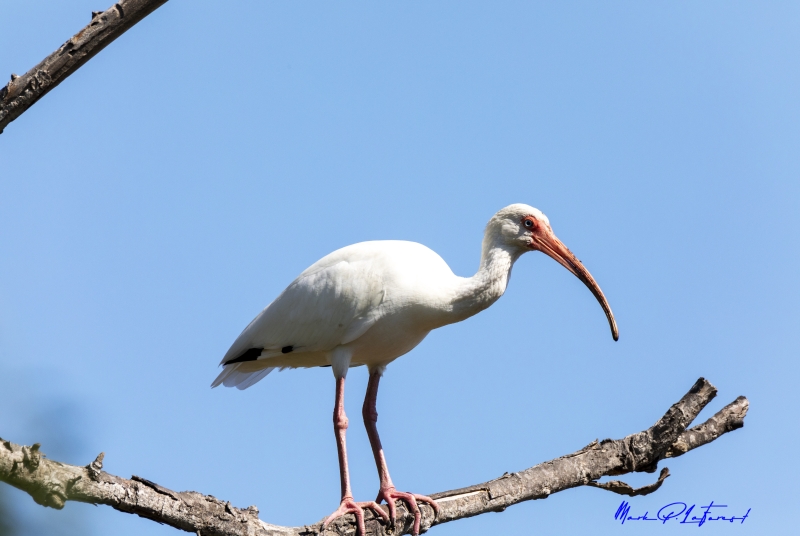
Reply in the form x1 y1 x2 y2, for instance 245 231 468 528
323 376 389 535
363 371 439 536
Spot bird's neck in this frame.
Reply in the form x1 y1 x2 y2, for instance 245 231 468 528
446 241 520 324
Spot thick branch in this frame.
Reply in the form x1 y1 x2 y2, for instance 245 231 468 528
0 0 168 134
0 378 747 536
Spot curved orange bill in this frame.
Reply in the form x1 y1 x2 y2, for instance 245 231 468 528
532 231 619 341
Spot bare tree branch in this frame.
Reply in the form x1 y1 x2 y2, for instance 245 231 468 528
0 0 168 134
0 378 747 535
586 467 670 497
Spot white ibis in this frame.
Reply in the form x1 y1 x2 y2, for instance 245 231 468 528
212 204 618 535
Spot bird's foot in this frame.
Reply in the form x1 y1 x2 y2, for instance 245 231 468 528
322 495 390 536
376 486 439 536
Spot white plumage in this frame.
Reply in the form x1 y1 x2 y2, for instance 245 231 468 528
211 204 618 536
212 240 483 388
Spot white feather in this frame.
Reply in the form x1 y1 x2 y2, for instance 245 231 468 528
211 362 275 390
211 204 615 390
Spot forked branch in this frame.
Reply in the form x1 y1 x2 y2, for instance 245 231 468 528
0 378 747 536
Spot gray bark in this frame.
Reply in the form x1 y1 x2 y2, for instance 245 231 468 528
0 378 748 536
0 0 168 134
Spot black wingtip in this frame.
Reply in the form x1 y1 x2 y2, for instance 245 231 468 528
223 347 263 365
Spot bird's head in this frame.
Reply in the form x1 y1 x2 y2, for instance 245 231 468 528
487 204 619 341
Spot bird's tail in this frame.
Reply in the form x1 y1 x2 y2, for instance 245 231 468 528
211 363 275 390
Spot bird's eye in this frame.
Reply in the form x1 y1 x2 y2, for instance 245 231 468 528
524 219 534 228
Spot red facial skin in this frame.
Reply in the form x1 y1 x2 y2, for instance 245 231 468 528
522 215 540 236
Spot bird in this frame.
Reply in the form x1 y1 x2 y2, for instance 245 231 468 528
211 203 618 536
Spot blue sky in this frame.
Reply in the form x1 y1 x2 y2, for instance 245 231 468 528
1 1 798 535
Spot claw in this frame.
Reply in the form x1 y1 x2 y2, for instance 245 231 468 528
322 496 390 535
376 487 439 536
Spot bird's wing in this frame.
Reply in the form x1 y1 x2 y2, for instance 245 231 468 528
211 363 275 390
220 256 387 366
